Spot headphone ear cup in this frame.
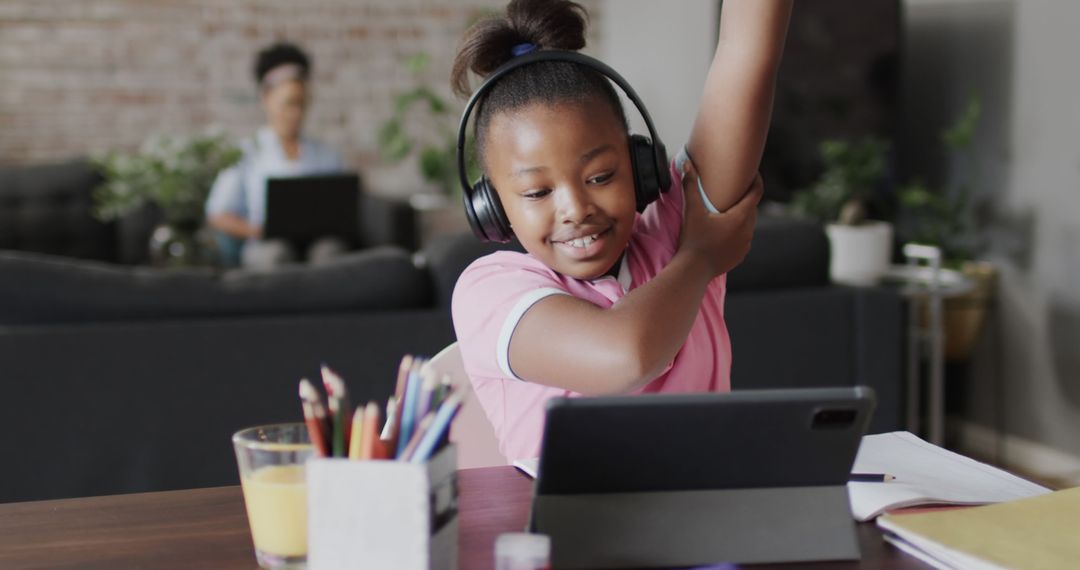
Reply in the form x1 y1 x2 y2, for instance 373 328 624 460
629 134 661 212
465 177 513 243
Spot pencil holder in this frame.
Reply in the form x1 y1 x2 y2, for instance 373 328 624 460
306 445 458 570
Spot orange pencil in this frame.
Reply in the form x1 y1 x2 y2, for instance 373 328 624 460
371 438 391 460
359 401 381 460
299 378 329 457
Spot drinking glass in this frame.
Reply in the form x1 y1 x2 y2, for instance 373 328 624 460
233 423 313 569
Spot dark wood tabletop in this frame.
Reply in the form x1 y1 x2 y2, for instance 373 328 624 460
0 466 926 569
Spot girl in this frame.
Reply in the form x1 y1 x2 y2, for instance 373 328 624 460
451 0 791 461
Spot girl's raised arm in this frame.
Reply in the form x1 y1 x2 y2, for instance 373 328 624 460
687 0 792 212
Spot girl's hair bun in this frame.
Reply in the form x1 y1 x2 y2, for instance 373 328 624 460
452 0 588 98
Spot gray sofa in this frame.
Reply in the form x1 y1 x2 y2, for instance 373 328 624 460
0 160 905 503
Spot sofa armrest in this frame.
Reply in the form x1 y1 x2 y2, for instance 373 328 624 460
726 285 905 434
359 192 417 251
850 285 906 433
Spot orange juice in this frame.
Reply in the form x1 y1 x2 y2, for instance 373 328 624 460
241 464 308 557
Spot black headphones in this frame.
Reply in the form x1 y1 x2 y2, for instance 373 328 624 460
456 50 672 243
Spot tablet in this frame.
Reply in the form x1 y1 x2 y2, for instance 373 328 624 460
535 386 875 495
531 387 876 567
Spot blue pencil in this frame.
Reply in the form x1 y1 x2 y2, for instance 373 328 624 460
395 362 424 458
408 390 464 463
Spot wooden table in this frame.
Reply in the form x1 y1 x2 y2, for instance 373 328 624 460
0 466 926 569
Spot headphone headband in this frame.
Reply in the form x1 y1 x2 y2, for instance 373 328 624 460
455 49 669 198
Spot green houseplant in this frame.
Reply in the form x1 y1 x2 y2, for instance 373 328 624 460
896 97 994 361
92 130 242 267
378 53 480 245
896 98 983 267
378 53 477 198
790 136 894 285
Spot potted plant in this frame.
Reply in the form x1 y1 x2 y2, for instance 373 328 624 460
92 129 242 267
377 53 480 245
791 137 894 285
897 97 994 361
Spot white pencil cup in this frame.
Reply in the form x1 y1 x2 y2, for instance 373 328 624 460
306 445 458 570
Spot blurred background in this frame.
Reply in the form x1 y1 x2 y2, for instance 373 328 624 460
1 0 1077 492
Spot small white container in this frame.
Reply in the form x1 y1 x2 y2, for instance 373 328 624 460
306 445 458 570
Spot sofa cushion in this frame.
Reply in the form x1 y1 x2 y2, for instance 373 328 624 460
726 215 829 292
0 160 118 262
422 215 829 306
0 246 432 326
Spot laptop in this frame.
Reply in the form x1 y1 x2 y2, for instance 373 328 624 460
530 386 876 569
263 173 360 245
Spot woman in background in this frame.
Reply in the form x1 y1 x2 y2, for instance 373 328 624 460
206 42 346 268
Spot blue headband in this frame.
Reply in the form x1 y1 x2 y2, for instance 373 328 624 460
512 43 537 57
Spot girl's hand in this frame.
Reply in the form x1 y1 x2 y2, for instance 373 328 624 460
677 162 763 278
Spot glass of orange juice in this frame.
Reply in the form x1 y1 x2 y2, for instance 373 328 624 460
233 423 313 569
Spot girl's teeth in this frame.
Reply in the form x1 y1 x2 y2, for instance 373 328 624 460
567 234 598 248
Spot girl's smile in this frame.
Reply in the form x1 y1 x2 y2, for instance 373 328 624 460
483 99 636 280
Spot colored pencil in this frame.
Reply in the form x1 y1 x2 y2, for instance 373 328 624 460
398 412 436 462
347 405 365 460
415 369 438 421
298 378 330 457
408 389 464 463
380 395 398 440
395 359 425 458
388 356 413 453
322 365 352 457
359 401 381 460
392 355 413 411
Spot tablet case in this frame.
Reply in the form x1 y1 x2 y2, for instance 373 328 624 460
530 387 875 569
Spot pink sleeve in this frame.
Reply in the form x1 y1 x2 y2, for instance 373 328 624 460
451 253 570 382
633 159 685 253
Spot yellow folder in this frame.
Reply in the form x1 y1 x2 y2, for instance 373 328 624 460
878 486 1080 570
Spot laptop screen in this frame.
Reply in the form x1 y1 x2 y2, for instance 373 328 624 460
263 173 360 244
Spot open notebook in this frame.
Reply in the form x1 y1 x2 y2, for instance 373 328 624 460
848 431 1049 521
513 431 1050 521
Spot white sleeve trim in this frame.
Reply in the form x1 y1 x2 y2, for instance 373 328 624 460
674 146 720 214
497 287 570 380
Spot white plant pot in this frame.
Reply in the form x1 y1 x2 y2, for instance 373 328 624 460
825 221 893 286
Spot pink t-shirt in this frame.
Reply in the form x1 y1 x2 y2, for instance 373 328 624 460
451 160 731 461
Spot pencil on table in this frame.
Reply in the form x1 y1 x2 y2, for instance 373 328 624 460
299 378 329 457
347 405 366 460
850 473 895 483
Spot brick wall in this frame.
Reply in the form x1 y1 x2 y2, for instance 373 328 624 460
0 0 602 195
